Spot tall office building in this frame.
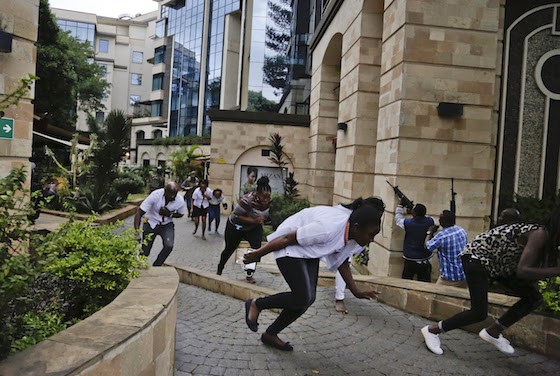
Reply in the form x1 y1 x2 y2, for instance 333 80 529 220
150 0 307 137
52 8 158 132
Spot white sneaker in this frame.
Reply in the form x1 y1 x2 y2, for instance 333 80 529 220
479 329 515 354
421 325 443 355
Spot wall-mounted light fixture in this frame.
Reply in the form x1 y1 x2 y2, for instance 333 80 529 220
437 102 463 118
337 122 347 131
0 30 13 53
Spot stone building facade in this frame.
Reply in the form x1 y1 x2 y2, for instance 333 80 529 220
210 0 560 277
0 0 39 179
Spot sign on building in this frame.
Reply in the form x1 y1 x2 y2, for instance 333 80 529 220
0 118 14 139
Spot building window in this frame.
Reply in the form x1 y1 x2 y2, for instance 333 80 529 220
154 46 166 64
151 101 163 117
157 160 166 168
155 18 167 38
131 73 142 85
153 130 163 139
143 159 150 167
152 74 164 91
57 19 95 44
136 130 145 140
132 51 143 63
95 111 104 123
98 63 108 77
99 39 109 53
130 95 141 106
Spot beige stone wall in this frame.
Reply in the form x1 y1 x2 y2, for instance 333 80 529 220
369 0 501 277
0 0 39 179
0 267 179 376
210 120 310 204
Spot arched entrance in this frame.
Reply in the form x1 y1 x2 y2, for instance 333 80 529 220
308 33 342 206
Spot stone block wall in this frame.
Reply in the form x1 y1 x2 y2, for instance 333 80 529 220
371 0 501 277
209 112 310 203
0 0 38 179
0 267 179 376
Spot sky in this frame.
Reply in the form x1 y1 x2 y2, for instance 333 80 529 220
48 0 158 18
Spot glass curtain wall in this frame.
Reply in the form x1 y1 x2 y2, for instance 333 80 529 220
57 19 95 45
164 0 240 136
204 0 240 131
165 0 205 136
247 0 292 112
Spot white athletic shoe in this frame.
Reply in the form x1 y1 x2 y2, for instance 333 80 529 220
479 329 515 354
421 325 443 355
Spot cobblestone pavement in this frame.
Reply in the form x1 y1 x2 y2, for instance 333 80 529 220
122 214 560 376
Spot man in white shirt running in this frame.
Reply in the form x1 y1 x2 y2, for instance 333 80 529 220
134 182 185 266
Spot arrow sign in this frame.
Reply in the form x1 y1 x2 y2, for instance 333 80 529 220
0 118 14 139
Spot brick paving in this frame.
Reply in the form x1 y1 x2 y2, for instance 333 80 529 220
122 214 560 376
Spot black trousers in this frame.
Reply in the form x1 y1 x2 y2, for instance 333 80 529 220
217 221 263 275
255 257 320 335
441 255 543 332
142 222 175 266
402 259 432 282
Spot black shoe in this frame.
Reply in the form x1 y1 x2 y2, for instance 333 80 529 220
261 333 293 351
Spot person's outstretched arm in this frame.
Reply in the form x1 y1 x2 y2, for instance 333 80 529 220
243 231 298 263
517 229 560 279
338 260 379 300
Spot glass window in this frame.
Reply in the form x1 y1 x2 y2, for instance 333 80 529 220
136 130 145 140
152 74 164 91
153 130 163 138
99 39 109 53
143 159 150 167
98 63 108 77
131 73 142 85
132 51 143 63
151 102 163 117
95 111 104 123
130 95 141 106
155 19 167 38
154 46 166 64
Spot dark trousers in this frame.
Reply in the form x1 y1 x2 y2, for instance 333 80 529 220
208 205 221 230
217 221 263 275
142 222 175 266
441 255 543 332
402 259 432 282
255 257 320 335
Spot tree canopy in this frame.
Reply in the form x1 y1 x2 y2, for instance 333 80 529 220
35 0 109 129
263 0 292 92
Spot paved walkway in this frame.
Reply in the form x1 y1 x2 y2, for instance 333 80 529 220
122 214 560 376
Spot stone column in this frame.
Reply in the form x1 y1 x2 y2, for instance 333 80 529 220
0 0 39 179
370 0 501 276
308 40 341 206
333 1 383 204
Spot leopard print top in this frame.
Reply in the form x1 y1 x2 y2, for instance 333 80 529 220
460 223 542 278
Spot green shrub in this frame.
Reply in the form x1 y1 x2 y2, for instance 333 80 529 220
539 277 560 313
113 170 145 200
10 313 67 354
269 194 310 230
37 217 147 315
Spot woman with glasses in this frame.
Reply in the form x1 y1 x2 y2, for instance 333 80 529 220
217 176 271 283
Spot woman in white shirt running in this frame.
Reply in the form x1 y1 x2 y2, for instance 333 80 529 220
243 199 382 351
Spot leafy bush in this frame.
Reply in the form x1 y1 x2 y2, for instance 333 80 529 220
113 170 145 201
10 313 67 353
37 217 147 314
269 193 310 230
74 186 117 214
539 277 560 313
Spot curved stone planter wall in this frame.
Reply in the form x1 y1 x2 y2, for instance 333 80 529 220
0 267 179 376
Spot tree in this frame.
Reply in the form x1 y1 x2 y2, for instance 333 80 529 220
170 145 206 183
247 90 278 112
263 0 292 92
35 0 109 129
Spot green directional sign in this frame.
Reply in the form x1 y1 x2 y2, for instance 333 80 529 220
0 118 14 140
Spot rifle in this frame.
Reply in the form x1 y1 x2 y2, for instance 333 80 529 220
386 181 414 210
450 178 456 214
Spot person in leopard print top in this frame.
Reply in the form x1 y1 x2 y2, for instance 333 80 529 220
421 209 560 356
